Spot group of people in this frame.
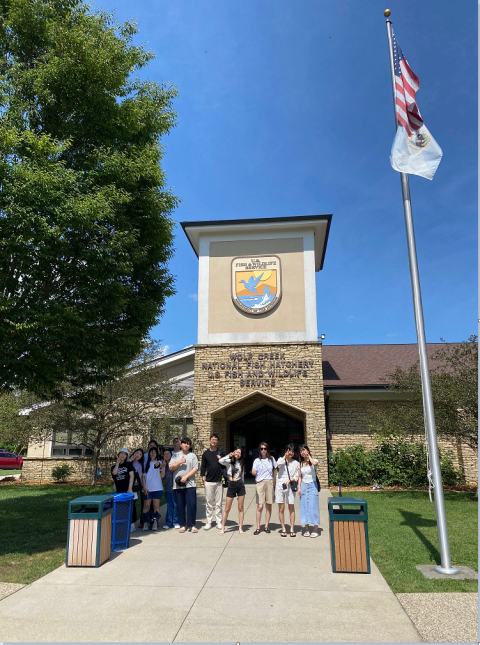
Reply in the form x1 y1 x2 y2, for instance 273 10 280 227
111 434 321 537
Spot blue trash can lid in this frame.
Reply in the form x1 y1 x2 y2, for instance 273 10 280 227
112 492 134 501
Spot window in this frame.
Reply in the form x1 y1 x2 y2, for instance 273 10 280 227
52 430 92 458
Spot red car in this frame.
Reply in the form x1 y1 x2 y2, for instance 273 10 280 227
0 452 23 469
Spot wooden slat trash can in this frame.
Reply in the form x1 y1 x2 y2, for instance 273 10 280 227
328 497 370 574
66 495 114 567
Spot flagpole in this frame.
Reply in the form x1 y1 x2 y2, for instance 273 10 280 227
384 10 458 575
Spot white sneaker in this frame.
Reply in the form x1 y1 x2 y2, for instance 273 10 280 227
143 523 149 531
310 532 318 538
163 525 170 530
152 520 158 531
174 524 181 529
130 523 136 532
216 524 222 530
203 524 212 531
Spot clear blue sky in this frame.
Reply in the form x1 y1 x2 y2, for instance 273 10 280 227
99 0 477 353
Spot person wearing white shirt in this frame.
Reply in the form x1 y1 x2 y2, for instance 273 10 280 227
251 442 277 535
275 444 300 537
141 447 164 531
297 443 320 538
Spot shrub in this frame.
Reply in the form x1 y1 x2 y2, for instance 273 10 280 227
51 464 74 483
329 440 465 487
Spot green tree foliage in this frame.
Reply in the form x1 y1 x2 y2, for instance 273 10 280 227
368 337 478 450
0 391 41 454
28 342 193 484
328 441 465 487
0 0 178 398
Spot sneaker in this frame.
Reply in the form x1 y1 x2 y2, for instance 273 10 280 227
130 523 136 532
216 524 222 530
310 532 318 538
163 525 171 530
152 520 158 531
143 523 149 531
203 524 212 531
174 524 181 529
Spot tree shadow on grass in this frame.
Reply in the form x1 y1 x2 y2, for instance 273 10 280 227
398 509 440 564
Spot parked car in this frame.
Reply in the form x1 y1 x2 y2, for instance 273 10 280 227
0 452 23 469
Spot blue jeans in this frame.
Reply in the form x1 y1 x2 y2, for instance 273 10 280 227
164 490 178 527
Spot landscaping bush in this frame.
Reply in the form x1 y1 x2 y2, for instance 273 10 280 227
51 464 74 483
328 440 465 487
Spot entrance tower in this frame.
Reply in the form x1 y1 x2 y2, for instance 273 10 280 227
182 215 331 485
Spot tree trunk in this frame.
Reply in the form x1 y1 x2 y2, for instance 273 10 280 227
91 441 101 486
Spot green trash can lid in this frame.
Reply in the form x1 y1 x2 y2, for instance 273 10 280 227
69 494 114 505
328 496 367 505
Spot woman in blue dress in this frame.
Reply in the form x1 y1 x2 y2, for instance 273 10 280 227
297 444 320 538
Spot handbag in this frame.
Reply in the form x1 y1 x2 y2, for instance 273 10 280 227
132 470 143 493
285 460 298 493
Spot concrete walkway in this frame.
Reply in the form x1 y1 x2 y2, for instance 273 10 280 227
0 485 420 642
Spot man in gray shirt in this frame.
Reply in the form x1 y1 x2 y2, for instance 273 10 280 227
169 437 199 533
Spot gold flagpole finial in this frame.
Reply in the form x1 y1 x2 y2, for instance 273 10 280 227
384 9 391 17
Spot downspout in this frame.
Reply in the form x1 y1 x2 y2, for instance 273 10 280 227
325 389 331 484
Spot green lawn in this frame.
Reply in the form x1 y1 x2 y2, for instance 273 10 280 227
358 491 478 593
0 470 22 476
0 484 164 584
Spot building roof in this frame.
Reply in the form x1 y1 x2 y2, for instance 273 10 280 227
181 214 332 271
322 343 453 388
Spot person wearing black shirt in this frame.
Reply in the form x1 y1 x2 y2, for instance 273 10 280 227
111 449 134 494
200 434 225 530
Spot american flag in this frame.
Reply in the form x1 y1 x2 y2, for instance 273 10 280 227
392 29 423 135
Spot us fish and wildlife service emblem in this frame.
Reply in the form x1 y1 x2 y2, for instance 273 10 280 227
232 255 281 315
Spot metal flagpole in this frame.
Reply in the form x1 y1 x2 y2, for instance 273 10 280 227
384 10 458 575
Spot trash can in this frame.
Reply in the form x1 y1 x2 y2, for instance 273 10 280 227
328 497 370 574
66 495 114 567
111 492 135 551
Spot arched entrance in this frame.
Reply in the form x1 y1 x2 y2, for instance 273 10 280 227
229 404 304 474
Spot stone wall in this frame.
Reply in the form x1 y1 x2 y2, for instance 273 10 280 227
21 457 114 485
328 400 478 485
193 341 328 485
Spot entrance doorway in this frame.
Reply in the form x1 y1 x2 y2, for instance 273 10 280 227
229 405 304 475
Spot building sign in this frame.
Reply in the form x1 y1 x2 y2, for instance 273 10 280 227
201 350 315 388
231 255 281 315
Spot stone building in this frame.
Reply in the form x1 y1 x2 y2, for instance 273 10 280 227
23 215 477 485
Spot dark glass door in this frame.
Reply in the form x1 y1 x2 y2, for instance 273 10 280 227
229 405 304 475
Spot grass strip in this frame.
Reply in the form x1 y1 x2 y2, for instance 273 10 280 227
357 491 478 593
0 484 164 584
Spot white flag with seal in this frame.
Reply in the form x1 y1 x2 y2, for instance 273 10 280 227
390 125 442 180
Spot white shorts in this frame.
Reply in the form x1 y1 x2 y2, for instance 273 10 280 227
275 483 296 505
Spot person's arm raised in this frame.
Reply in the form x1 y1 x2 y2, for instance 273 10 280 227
169 456 186 471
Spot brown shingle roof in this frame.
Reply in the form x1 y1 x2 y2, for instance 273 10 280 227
322 343 456 388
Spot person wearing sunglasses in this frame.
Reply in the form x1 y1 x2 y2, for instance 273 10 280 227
251 442 276 535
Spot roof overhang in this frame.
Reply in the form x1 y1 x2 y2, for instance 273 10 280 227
181 214 332 271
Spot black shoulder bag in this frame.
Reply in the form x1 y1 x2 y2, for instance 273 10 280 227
285 460 298 492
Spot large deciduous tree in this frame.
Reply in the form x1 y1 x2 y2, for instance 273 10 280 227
0 0 178 398
369 336 478 451
27 342 193 484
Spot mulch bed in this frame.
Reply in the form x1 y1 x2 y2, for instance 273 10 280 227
328 484 477 493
